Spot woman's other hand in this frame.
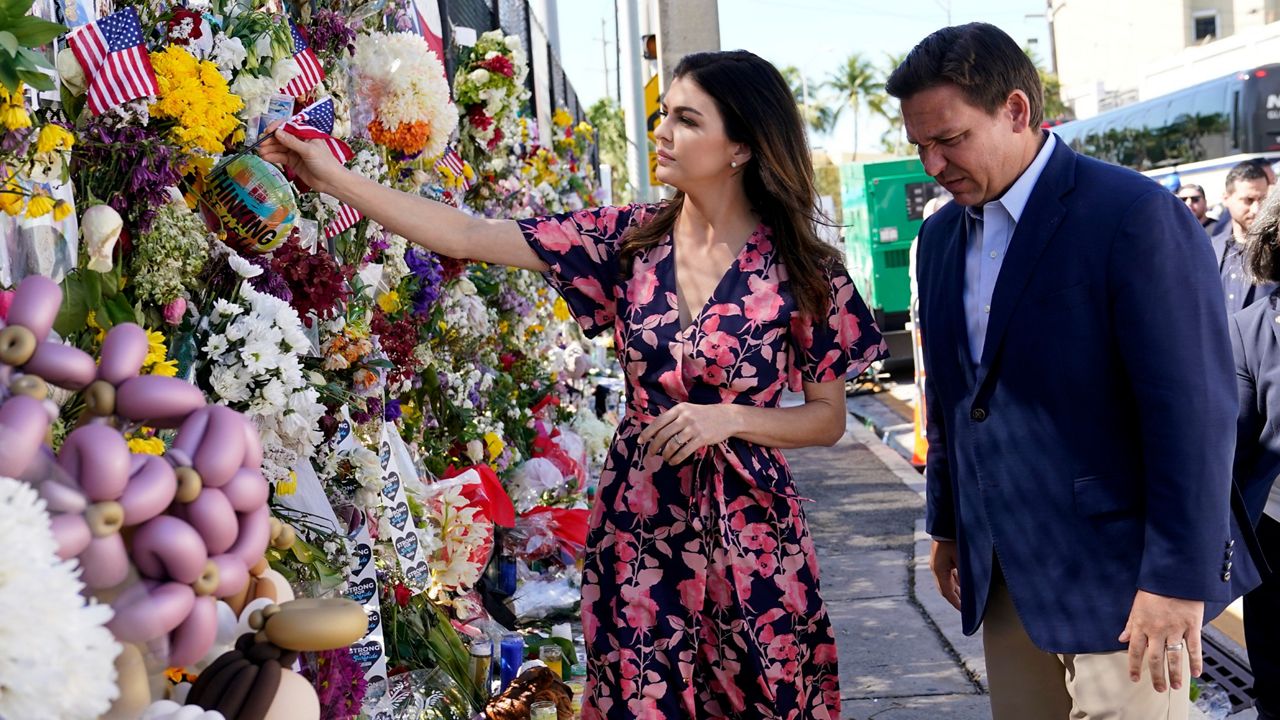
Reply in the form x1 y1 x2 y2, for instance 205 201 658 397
639 403 740 465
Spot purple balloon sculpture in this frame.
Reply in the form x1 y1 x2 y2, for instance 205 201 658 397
0 275 274 668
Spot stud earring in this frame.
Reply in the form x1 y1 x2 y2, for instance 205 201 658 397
731 161 738 168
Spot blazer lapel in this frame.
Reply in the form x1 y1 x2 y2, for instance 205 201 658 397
941 209 976 387
973 141 1076 391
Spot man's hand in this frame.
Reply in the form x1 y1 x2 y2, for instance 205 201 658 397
1119 590 1204 692
930 540 962 611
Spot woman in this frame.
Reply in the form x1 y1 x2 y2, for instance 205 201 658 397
261 50 885 718
1231 189 1280 720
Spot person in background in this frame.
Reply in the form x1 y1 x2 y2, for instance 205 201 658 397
890 21 1252 719
1209 158 1277 236
1214 162 1278 313
1229 187 1280 720
1176 183 1211 229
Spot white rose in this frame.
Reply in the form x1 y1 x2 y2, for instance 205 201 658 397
56 48 86 95
81 204 122 273
468 68 490 85
505 36 522 51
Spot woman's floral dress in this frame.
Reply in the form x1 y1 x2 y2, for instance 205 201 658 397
517 204 886 719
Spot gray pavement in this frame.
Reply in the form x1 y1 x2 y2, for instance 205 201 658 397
787 413 990 719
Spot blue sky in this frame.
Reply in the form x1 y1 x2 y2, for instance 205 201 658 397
555 0 1052 155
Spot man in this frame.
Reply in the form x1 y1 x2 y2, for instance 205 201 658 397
1176 183 1211 228
888 23 1256 718
1214 161 1278 313
1208 158 1276 236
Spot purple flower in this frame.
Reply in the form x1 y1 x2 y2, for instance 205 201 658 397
307 10 358 57
384 398 402 422
247 255 294 302
405 248 443 315
300 648 367 720
364 397 383 421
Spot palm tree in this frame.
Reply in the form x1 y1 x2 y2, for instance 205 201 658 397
781 65 837 136
870 51 908 155
828 52 884 159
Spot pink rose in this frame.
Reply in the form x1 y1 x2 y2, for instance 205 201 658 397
162 297 187 325
0 290 13 321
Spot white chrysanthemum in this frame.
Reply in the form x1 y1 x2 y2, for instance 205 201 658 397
226 253 262 279
0 477 121 719
353 31 458 159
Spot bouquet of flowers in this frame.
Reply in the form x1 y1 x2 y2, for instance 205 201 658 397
194 263 325 485
353 31 457 159
453 30 528 164
149 45 245 162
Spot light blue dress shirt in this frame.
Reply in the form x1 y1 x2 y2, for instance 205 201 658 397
963 132 1057 363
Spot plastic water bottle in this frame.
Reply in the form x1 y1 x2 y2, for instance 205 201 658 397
1193 680 1232 720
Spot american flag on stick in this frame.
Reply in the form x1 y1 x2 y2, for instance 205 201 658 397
282 21 325 98
67 7 159 115
435 146 474 191
279 98 362 238
282 97 353 163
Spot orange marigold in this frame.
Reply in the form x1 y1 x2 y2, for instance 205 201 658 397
369 117 432 155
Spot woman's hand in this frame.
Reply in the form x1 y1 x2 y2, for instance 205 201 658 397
256 121 345 195
638 403 740 464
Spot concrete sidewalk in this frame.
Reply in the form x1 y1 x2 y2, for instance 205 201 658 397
787 415 990 719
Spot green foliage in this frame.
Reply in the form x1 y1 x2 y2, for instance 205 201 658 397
0 0 65 94
828 52 884 159
586 97 630 203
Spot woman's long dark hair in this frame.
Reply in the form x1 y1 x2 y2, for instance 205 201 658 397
618 50 840 320
1247 187 1280 284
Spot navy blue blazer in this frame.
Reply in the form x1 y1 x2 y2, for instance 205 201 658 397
918 139 1245 653
1231 291 1280 526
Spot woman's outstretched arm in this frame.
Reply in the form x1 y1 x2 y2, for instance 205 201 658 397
258 124 548 272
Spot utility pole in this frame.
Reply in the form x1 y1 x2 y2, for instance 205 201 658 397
600 18 611 101
934 0 951 25
618 0 650 201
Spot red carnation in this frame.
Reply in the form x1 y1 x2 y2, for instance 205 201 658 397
480 55 515 78
467 106 493 132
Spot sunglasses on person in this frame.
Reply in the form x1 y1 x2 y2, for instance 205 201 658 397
1179 194 1205 202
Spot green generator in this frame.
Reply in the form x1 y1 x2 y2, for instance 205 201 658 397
840 157 945 364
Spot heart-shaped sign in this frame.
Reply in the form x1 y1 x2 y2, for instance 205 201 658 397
346 577 376 605
406 560 430 586
350 542 372 577
365 609 381 635
335 420 351 444
394 532 419 560
381 471 401 501
379 441 392 469
349 640 383 671
389 501 410 531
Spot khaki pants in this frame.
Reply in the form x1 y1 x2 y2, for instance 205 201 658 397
983 579 1191 719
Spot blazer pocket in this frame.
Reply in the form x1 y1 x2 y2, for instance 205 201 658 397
1033 282 1092 312
1074 475 1141 517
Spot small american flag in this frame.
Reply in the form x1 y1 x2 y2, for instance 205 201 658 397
282 97 353 163
435 146 474 190
67 7 159 115
325 203 362 239
279 97 362 238
282 21 325 98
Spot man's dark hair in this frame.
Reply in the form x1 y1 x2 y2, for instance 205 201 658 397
1226 161 1270 195
886 23 1044 129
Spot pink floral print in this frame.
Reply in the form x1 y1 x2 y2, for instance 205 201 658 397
518 204 887 719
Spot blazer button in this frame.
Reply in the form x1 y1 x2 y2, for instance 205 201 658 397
1223 570 1232 582
970 408 988 422
1227 539 1236 549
